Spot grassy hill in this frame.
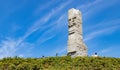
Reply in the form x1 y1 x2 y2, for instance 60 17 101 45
0 56 120 70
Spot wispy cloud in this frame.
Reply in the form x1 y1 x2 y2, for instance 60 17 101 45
39 0 72 22
85 19 120 32
98 45 120 57
58 47 67 54
98 48 112 54
33 0 57 16
51 46 67 56
77 0 120 42
24 0 73 44
28 0 72 34
77 0 118 20
18 54 24 57
84 25 120 41
77 0 102 14
0 0 73 58
0 38 17 58
36 29 56 45
84 19 120 41
0 37 34 58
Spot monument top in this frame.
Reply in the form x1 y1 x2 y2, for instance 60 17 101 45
68 8 80 13
68 8 81 19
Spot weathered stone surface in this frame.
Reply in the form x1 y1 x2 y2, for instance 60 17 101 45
67 8 87 57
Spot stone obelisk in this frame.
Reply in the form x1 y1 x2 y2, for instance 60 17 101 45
67 8 87 57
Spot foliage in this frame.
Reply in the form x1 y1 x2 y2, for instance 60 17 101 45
0 56 120 70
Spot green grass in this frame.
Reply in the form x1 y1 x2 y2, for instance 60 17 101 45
0 56 120 70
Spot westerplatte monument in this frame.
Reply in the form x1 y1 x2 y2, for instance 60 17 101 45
67 8 87 57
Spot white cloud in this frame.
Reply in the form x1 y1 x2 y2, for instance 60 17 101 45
36 33 55 45
99 48 111 54
51 46 67 56
79 0 120 42
84 25 120 41
77 0 118 20
0 1 73 58
84 18 120 41
58 47 67 54
84 19 120 32
40 0 72 22
24 0 72 39
20 0 73 46
0 38 34 58
77 0 101 13
33 0 57 16
18 54 24 57
98 45 120 57
0 38 17 58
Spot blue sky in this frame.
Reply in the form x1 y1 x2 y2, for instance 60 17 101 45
0 0 120 58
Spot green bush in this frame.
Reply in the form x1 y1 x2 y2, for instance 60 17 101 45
0 56 120 70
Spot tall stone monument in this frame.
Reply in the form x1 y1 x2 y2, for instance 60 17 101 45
67 8 87 57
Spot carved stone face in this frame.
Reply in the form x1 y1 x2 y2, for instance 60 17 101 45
68 18 82 35
68 8 81 20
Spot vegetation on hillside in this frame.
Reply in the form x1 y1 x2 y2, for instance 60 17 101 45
0 56 120 70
